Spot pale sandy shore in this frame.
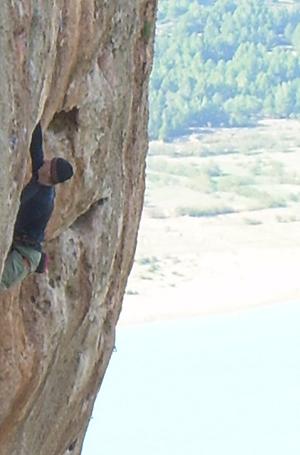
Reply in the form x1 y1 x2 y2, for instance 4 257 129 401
119 272 300 326
119 215 300 326
119 122 300 326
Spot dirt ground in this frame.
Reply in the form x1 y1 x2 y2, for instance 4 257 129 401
120 210 300 325
119 120 300 325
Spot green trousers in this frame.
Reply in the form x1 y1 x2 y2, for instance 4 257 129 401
0 244 41 291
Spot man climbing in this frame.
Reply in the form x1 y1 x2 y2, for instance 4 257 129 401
0 122 74 292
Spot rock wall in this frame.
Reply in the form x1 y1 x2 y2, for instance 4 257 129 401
0 2 157 454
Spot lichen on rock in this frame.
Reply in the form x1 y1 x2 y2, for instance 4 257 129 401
0 1 157 454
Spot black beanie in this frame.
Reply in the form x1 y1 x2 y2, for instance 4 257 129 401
51 157 74 184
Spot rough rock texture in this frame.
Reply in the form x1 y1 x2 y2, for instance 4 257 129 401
0 2 157 454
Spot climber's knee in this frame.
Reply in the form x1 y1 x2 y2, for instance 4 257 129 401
0 246 41 291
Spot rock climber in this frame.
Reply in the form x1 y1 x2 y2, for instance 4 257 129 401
0 122 74 292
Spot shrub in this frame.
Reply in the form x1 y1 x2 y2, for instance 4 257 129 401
243 217 263 225
175 205 235 217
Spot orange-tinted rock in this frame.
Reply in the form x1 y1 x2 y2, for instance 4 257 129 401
0 2 157 454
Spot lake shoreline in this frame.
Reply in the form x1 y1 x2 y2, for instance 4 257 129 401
120 287 300 326
119 241 300 326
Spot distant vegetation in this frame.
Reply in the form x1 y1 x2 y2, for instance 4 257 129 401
145 121 300 220
150 0 300 140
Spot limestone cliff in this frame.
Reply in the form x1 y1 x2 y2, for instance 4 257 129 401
0 2 157 454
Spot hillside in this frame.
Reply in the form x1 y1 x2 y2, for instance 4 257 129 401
150 0 300 140
122 119 300 323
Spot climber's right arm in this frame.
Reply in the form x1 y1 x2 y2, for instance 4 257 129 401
30 122 44 174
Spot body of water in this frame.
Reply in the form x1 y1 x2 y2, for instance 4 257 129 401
83 300 300 454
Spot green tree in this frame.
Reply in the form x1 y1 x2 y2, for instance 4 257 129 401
273 82 295 117
149 0 300 139
292 24 300 53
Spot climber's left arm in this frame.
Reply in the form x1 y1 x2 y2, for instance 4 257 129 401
30 122 44 174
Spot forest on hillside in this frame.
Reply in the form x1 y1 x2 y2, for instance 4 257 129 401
149 0 300 140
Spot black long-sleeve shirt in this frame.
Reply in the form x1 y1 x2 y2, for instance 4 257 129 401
13 123 55 250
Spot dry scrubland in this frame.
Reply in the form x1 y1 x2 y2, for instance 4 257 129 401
121 119 300 325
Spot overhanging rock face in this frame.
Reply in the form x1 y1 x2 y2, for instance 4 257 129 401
0 2 157 454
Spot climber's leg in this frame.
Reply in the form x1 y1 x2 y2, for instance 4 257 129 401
0 245 41 291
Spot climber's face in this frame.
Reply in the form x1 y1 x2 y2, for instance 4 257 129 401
38 160 52 186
